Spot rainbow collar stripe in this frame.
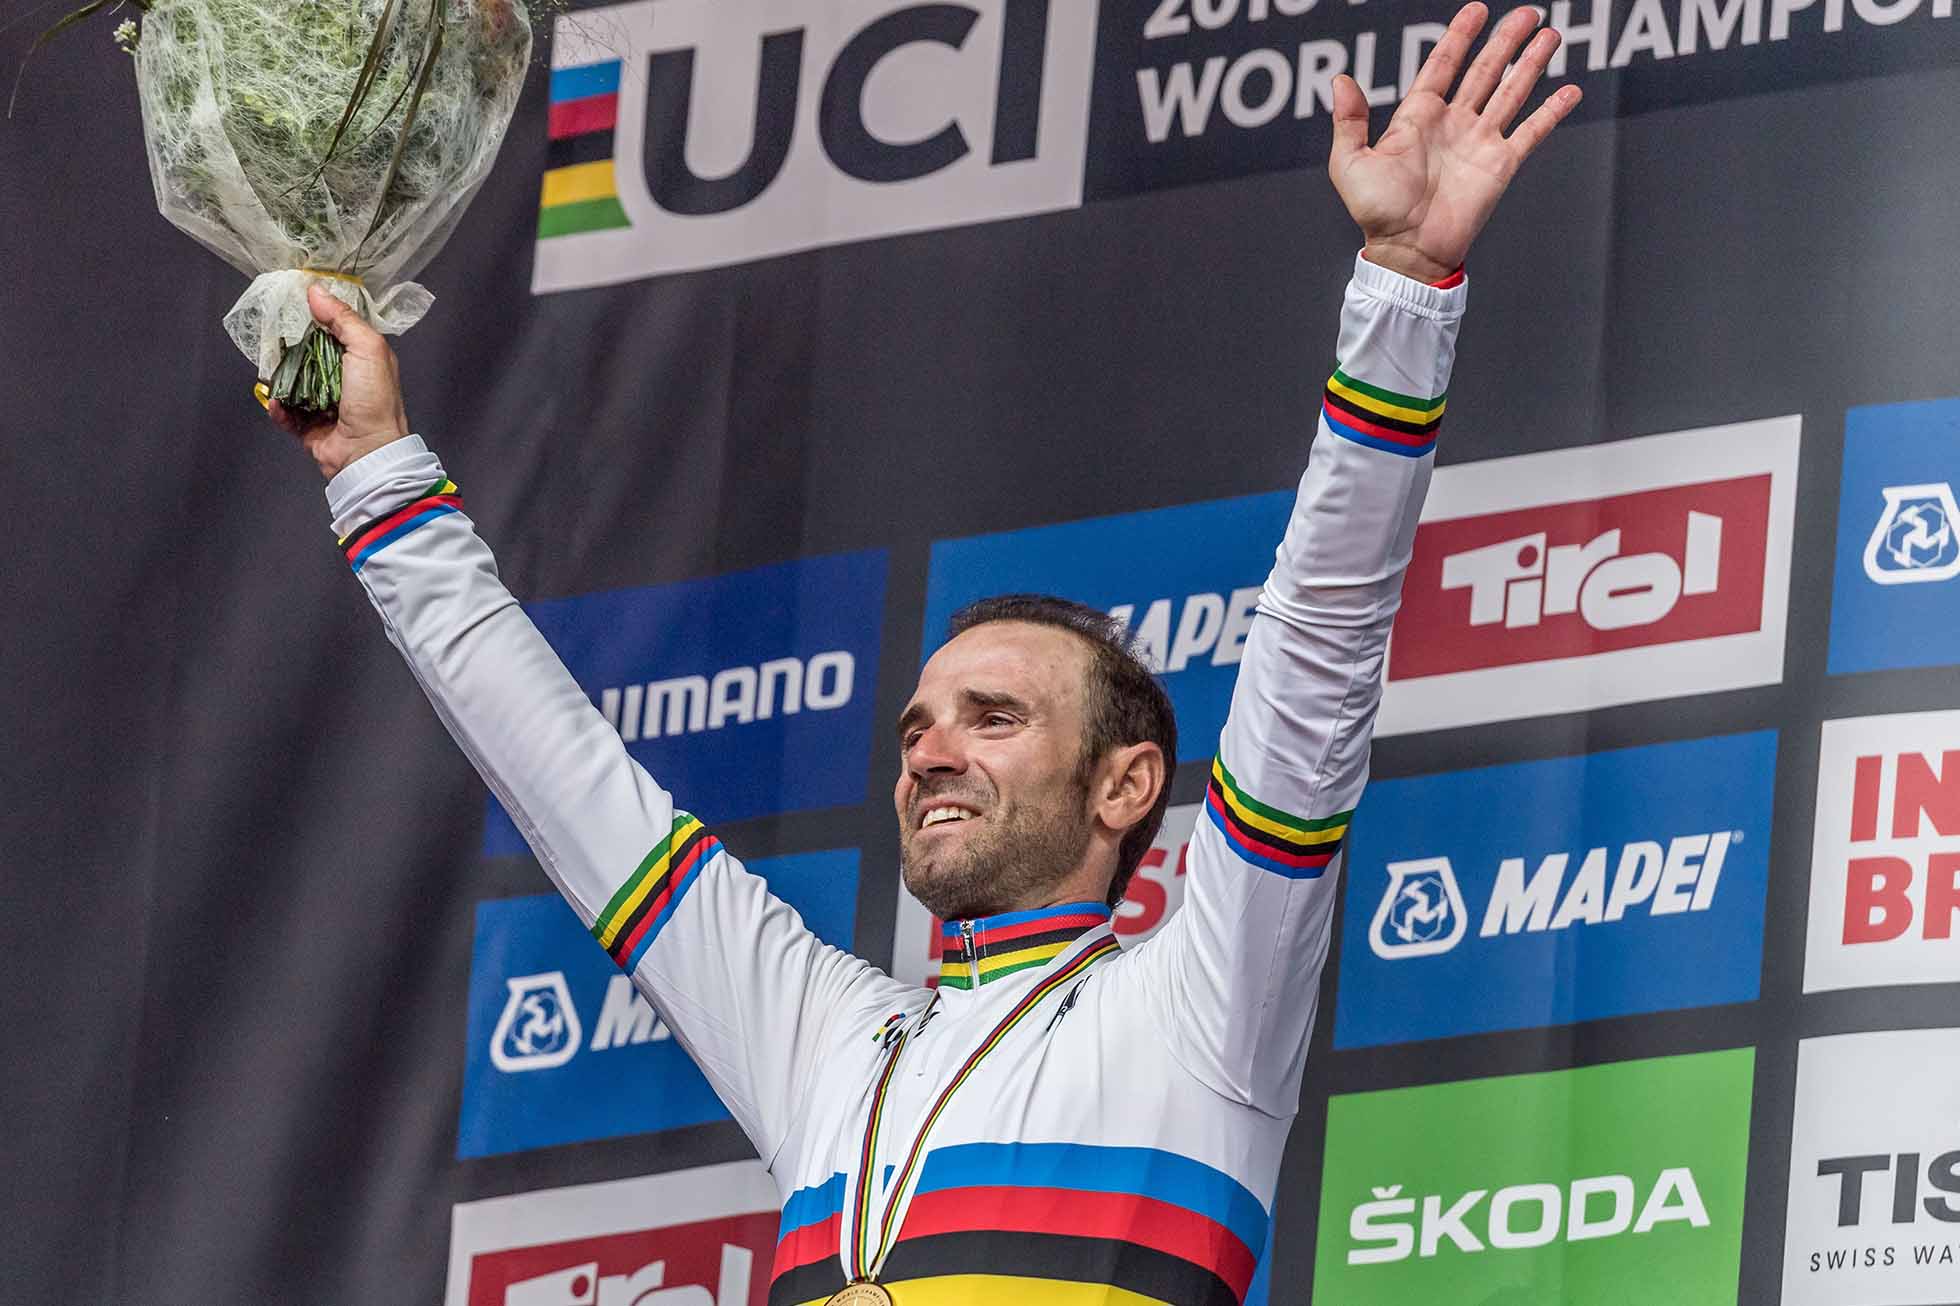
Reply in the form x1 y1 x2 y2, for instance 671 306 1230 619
1320 365 1445 459
340 477 460 572
1204 757 1349 880
937 903 1113 991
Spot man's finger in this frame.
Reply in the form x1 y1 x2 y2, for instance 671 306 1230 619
1405 3 1489 102
1506 81 1582 156
305 282 387 359
1451 5 1543 114
1328 74 1371 171
1484 25 1561 131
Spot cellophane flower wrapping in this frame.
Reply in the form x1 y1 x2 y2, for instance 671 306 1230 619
131 0 532 383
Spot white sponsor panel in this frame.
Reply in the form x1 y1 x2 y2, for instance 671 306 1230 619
1783 1029 1960 1306
891 799 1200 986
537 0 1098 291
1377 417 1800 735
1805 710 1960 992
446 1161 777 1306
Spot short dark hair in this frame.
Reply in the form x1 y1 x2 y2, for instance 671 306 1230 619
945 594 1178 908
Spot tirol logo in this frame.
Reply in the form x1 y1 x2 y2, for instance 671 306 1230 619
1865 483 1960 584
1335 731 1775 1049
1804 710 1960 993
1366 858 1466 959
460 849 858 1158
1831 399 1960 674
482 551 885 859
1783 1030 1960 1306
891 799 1204 987
445 1162 778 1306
1379 417 1798 734
1315 1049 1753 1304
534 0 1099 291
489 973 582 1072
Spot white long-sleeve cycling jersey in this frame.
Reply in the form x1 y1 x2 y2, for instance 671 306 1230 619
328 253 1461 1306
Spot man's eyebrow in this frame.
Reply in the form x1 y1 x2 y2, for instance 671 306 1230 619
894 689 1033 743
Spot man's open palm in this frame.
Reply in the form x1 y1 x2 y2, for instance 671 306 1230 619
1331 3 1582 283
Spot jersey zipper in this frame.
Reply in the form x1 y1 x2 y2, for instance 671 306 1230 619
961 918 978 988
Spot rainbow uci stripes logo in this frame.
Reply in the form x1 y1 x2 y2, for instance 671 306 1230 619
541 59 631 238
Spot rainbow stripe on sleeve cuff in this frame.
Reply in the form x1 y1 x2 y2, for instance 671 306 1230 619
592 813 723 971
340 477 461 572
1321 366 1445 458
1204 757 1349 879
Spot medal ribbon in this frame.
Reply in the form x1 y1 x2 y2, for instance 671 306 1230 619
845 932 1121 1282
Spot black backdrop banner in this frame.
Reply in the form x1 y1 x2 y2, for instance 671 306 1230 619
5 2 1960 1303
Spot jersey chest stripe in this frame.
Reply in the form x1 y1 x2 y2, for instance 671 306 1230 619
786 1276 1172 1306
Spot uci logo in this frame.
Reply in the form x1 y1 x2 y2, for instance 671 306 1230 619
1368 857 1468 959
535 0 1098 290
1864 483 1960 585
490 972 583 1072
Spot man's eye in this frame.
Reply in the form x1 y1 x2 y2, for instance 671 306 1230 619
902 730 923 750
982 713 1016 729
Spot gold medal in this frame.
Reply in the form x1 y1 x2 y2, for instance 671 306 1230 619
824 1279 894 1306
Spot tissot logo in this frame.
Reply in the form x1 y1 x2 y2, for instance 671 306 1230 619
446 1163 779 1306
1830 398 1960 674
1379 418 1798 734
1784 1030 1960 1305
533 0 1098 290
1804 710 1960 993
481 552 885 859
459 850 858 1158
1315 1050 1753 1305
1336 732 1775 1048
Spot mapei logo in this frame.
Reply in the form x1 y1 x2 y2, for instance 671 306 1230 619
1829 399 1960 675
534 0 1098 290
1784 1030 1960 1305
1336 732 1775 1049
1804 710 1960 993
461 851 858 1158
483 552 885 859
490 973 583 1071
1379 417 1798 735
1864 483 1960 584
446 1162 778 1306
1315 1050 1753 1305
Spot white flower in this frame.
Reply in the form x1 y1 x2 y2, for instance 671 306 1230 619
113 19 138 52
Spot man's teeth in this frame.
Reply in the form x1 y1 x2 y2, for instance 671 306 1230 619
923 806 977 827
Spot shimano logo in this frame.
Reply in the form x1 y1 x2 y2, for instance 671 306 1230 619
1347 1169 1710 1265
596 651 855 742
1863 483 1960 585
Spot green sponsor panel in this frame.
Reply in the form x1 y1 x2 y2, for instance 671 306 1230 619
1314 1048 1754 1305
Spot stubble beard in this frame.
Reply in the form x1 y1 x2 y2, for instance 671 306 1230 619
899 779 1094 922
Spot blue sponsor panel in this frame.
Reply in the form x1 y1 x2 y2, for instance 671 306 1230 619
459 848 859 1158
482 551 887 857
922 494 1293 747
1334 732 1777 1049
1828 398 1960 675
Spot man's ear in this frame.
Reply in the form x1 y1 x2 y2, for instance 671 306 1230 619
1094 741 1166 835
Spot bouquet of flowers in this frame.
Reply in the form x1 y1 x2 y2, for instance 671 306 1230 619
21 0 534 416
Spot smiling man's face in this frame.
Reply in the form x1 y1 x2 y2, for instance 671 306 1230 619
894 621 1098 921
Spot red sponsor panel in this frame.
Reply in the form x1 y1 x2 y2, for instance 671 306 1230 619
1390 475 1773 681
464 1212 776 1306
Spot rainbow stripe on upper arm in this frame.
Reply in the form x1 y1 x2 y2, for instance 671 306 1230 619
1320 367 1444 458
1204 757 1349 879
339 477 462 572
591 812 723 971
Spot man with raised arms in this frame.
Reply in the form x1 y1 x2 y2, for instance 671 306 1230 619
273 7 1578 1301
